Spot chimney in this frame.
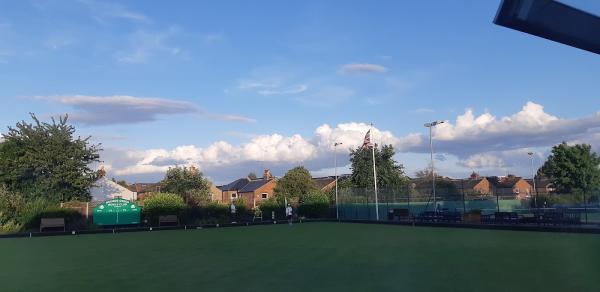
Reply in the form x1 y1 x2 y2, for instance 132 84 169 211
263 169 273 179
470 171 480 180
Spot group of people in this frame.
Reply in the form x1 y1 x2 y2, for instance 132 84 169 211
229 202 294 225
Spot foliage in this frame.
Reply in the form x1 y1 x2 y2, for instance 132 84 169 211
349 144 408 189
160 166 212 206
0 114 101 202
274 166 318 201
259 198 284 219
298 191 330 218
185 188 212 207
111 178 129 188
540 142 600 194
143 193 186 221
0 215 22 233
0 186 26 221
202 201 229 222
232 197 249 218
23 205 82 230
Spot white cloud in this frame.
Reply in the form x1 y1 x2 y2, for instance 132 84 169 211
101 102 600 183
340 63 388 74
37 95 255 125
258 85 308 96
80 0 151 24
398 102 600 157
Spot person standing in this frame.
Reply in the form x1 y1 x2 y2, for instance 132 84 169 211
286 204 293 225
230 202 237 223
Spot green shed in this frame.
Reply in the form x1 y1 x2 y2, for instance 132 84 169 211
93 198 141 226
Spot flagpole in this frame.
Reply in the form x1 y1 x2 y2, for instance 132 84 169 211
371 124 379 220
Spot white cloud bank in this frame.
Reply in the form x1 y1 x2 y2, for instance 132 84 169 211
101 102 600 183
37 95 255 125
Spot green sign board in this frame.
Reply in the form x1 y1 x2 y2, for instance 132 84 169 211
93 198 141 226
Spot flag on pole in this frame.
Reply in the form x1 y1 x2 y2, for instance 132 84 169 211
362 129 372 149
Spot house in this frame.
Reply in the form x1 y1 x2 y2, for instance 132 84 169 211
127 183 162 200
487 175 533 199
312 174 350 192
218 169 277 208
90 177 137 202
208 182 222 202
450 172 491 196
525 178 555 195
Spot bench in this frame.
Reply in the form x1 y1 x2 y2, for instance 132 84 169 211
388 208 410 221
494 212 520 224
158 215 179 226
40 218 65 232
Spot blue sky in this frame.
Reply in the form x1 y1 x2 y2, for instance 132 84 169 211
1 0 600 184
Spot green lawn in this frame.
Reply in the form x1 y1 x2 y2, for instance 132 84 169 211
1 223 599 292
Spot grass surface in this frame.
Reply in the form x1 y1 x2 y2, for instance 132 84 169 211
1 223 599 292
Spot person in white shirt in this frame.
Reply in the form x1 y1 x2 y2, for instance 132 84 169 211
286 204 293 225
230 202 237 223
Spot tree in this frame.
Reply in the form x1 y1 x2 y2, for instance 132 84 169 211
540 142 600 194
0 114 101 202
160 166 212 205
349 144 408 190
111 178 128 188
274 166 318 202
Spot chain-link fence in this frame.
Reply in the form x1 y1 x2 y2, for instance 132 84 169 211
336 184 600 225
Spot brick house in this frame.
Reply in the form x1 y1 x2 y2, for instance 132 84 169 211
218 170 277 208
487 175 533 199
127 183 162 200
449 172 491 196
312 174 350 192
525 178 555 195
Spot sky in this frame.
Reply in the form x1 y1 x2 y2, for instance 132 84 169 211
1 0 599 185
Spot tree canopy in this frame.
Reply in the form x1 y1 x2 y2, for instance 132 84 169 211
0 114 101 202
349 144 407 190
160 166 212 206
539 142 600 194
274 166 319 201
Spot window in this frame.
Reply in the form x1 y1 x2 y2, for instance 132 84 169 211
261 193 268 199
231 193 237 199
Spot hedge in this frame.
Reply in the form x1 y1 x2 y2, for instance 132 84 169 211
298 192 330 218
143 193 186 224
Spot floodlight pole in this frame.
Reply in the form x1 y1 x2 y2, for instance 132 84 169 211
425 121 444 212
334 142 343 220
528 152 537 210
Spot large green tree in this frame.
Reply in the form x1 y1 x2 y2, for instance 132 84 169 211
540 142 600 194
0 114 101 202
349 144 408 189
274 166 319 201
160 166 212 206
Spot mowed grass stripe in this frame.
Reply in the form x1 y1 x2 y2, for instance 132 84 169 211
0 223 599 292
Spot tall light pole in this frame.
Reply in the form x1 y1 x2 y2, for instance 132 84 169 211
424 120 444 212
334 142 343 220
528 152 537 209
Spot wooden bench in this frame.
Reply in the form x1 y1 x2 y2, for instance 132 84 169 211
40 218 65 232
158 215 178 226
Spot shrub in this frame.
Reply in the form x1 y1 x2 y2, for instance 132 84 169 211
203 201 229 222
143 193 186 223
298 191 330 218
18 200 83 230
259 198 284 219
233 197 249 218
0 211 22 233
